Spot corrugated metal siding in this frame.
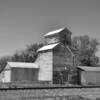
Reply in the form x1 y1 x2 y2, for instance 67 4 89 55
11 68 38 82
1 66 39 83
81 71 100 85
35 51 53 81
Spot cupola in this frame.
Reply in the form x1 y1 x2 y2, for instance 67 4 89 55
44 27 72 45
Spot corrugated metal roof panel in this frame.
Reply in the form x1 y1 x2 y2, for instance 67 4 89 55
37 43 59 52
44 28 65 37
77 66 100 71
6 62 39 69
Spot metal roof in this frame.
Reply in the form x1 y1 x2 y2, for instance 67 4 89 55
77 66 100 71
44 27 65 37
6 62 39 69
37 43 59 52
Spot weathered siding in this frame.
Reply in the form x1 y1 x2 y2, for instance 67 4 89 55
52 44 78 84
81 71 100 85
53 45 73 71
4 70 11 82
11 68 38 82
59 30 72 45
44 35 59 45
0 69 11 82
0 68 39 83
35 51 53 81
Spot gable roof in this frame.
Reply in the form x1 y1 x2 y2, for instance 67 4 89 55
5 62 39 69
77 66 100 71
44 28 65 37
43 27 72 37
37 43 59 52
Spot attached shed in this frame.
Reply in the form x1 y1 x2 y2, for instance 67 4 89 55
77 66 100 85
0 62 39 83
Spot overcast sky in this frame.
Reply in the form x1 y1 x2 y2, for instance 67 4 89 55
0 0 100 57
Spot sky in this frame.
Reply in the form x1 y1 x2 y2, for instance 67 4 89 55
0 0 100 57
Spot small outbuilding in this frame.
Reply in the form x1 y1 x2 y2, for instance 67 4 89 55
77 66 100 85
0 62 39 83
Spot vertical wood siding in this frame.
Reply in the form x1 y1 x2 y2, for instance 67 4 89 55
2 70 11 82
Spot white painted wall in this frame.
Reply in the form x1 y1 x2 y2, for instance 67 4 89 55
81 71 100 85
2 70 11 83
35 51 53 81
